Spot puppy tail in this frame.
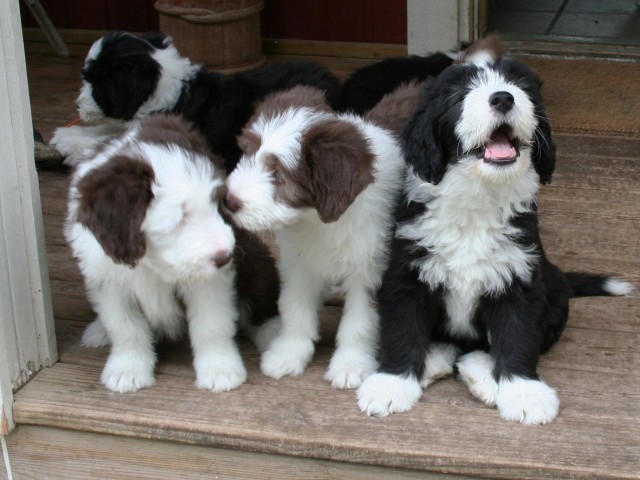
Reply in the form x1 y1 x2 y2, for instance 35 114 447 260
565 272 636 298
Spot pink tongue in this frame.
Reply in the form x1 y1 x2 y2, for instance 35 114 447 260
485 132 516 161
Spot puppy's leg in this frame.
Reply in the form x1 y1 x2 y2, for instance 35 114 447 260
261 263 323 379
486 291 560 425
357 254 432 416
183 274 247 392
95 288 156 393
325 277 378 389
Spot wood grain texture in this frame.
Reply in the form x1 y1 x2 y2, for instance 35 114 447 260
6 425 478 480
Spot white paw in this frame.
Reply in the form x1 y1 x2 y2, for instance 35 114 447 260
421 342 459 388
194 350 247 392
357 373 422 416
324 348 378 389
250 316 282 353
457 351 499 406
497 376 559 425
260 336 315 379
101 351 155 393
81 319 112 347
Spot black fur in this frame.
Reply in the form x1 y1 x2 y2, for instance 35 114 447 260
81 31 342 172
375 57 627 387
337 52 454 115
175 60 342 172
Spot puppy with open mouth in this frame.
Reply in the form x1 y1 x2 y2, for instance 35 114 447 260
357 51 635 424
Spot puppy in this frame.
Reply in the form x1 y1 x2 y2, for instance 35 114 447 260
223 85 417 388
66 114 279 393
337 34 504 116
357 54 635 424
52 31 342 171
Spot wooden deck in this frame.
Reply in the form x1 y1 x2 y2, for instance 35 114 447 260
6 41 640 479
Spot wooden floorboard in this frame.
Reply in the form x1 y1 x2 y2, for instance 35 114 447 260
13 40 640 479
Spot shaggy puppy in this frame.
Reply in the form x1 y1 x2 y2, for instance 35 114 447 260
337 34 504 116
357 55 635 424
52 31 341 171
66 114 279 393
223 85 416 388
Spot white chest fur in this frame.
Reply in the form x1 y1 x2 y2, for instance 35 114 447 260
398 161 540 338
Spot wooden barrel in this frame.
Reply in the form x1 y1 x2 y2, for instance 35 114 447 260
154 0 266 73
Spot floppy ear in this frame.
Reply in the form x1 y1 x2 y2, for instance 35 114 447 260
76 156 155 267
303 119 375 223
531 110 556 184
402 92 446 184
84 54 161 120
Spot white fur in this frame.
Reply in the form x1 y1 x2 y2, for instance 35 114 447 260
400 163 539 339
227 109 406 388
604 278 636 296
497 376 560 425
67 128 246 393
455 69 537 155
421 342 460 388
51 123 126 167
457 351 499 406
357 373 423 416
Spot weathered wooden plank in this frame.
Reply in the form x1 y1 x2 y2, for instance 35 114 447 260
13 361 639 480
6 425 476 480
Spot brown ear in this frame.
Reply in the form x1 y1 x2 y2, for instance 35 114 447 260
303 119 375 223
76 156 155 266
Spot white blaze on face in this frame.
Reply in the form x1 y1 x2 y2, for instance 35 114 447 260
455 68 537 154
226 152 299 232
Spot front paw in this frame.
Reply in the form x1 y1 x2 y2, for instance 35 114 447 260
457 351 498 406
101 351 155 393
497 377 559 425
260 336 315 379
194 350 247 392
324 348 378 389
357 373 422 416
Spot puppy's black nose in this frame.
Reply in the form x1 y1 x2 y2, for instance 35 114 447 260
212 251 232 268
223 193 242 213
489 91 514 114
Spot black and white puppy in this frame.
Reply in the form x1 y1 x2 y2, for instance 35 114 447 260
66 114 279 393
357 56 635 424
52 31 341 171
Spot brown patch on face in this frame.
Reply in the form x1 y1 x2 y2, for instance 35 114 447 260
264 153 315 210
136 113 226 173
76 155 155 266
302 118 375 223
247 85 332 127
364 80 423 138
237 128 262 157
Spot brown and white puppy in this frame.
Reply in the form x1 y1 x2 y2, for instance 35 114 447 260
66 114 279 393
223 85 414 388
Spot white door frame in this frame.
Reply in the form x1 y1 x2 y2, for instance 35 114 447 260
0 0 57 435
407 0 482 54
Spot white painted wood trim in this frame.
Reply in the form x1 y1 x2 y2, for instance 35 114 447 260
407 0 481 54
0 0 57 435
